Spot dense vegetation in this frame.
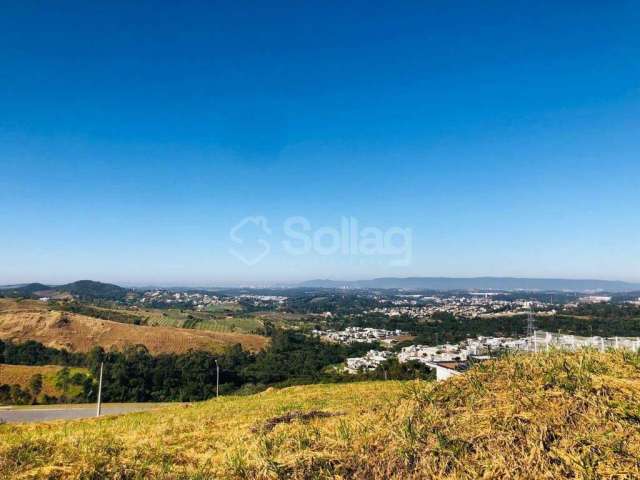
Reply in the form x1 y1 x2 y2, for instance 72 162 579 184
59 280 129 300
564 302 640 320
0 331 431 404
285 292 380 315
0 340 86 367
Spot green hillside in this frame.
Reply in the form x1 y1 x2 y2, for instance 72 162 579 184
0 283 50 297
2 350 640 479
57 280 129 300
0 280 129 301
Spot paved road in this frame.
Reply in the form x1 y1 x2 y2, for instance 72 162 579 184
0 403 166 423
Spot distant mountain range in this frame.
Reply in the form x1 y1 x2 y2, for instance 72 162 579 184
3 277 640 296
300 277 640 292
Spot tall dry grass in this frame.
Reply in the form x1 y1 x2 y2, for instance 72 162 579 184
1 349 640 479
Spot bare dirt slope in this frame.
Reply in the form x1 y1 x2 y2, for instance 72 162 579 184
0 299 267 354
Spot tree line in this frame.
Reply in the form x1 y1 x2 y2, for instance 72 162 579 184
0 330 432 404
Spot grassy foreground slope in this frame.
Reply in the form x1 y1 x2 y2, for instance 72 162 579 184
2 350 640 479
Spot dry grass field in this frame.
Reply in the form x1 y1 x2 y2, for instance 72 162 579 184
0 364 88 399
1 349 639 479
0 299 268 354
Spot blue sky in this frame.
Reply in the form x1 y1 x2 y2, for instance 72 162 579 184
1 1 639 285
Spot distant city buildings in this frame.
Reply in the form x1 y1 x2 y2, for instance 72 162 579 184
578 295 612 304
365 295 555 319
138 291 290 310
238 294 287 303
139 290 237 309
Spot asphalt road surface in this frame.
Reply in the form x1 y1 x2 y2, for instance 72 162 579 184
0 403 166 423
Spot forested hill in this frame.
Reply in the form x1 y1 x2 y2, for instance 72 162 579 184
0 283 50 296
0 280 129 300
58 280 128 300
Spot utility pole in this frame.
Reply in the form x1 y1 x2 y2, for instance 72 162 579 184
215 359 219 398
96 362 104 417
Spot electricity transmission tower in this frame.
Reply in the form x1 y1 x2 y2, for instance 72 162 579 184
526 306 536 338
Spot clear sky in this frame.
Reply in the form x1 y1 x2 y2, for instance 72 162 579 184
1 1 639 285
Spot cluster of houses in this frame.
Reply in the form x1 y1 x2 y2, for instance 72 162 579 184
577 295 612 304
137 290 289 310
367 296 554 319
140 290 235 309
345 337 502 380
345 350 396 373
238 294 287 303
235 294 288 308
344 331 640 381
312 327 405 345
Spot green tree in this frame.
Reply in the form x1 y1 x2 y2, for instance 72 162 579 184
10 384 32 405
28 373 43 402
55 367 71 400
